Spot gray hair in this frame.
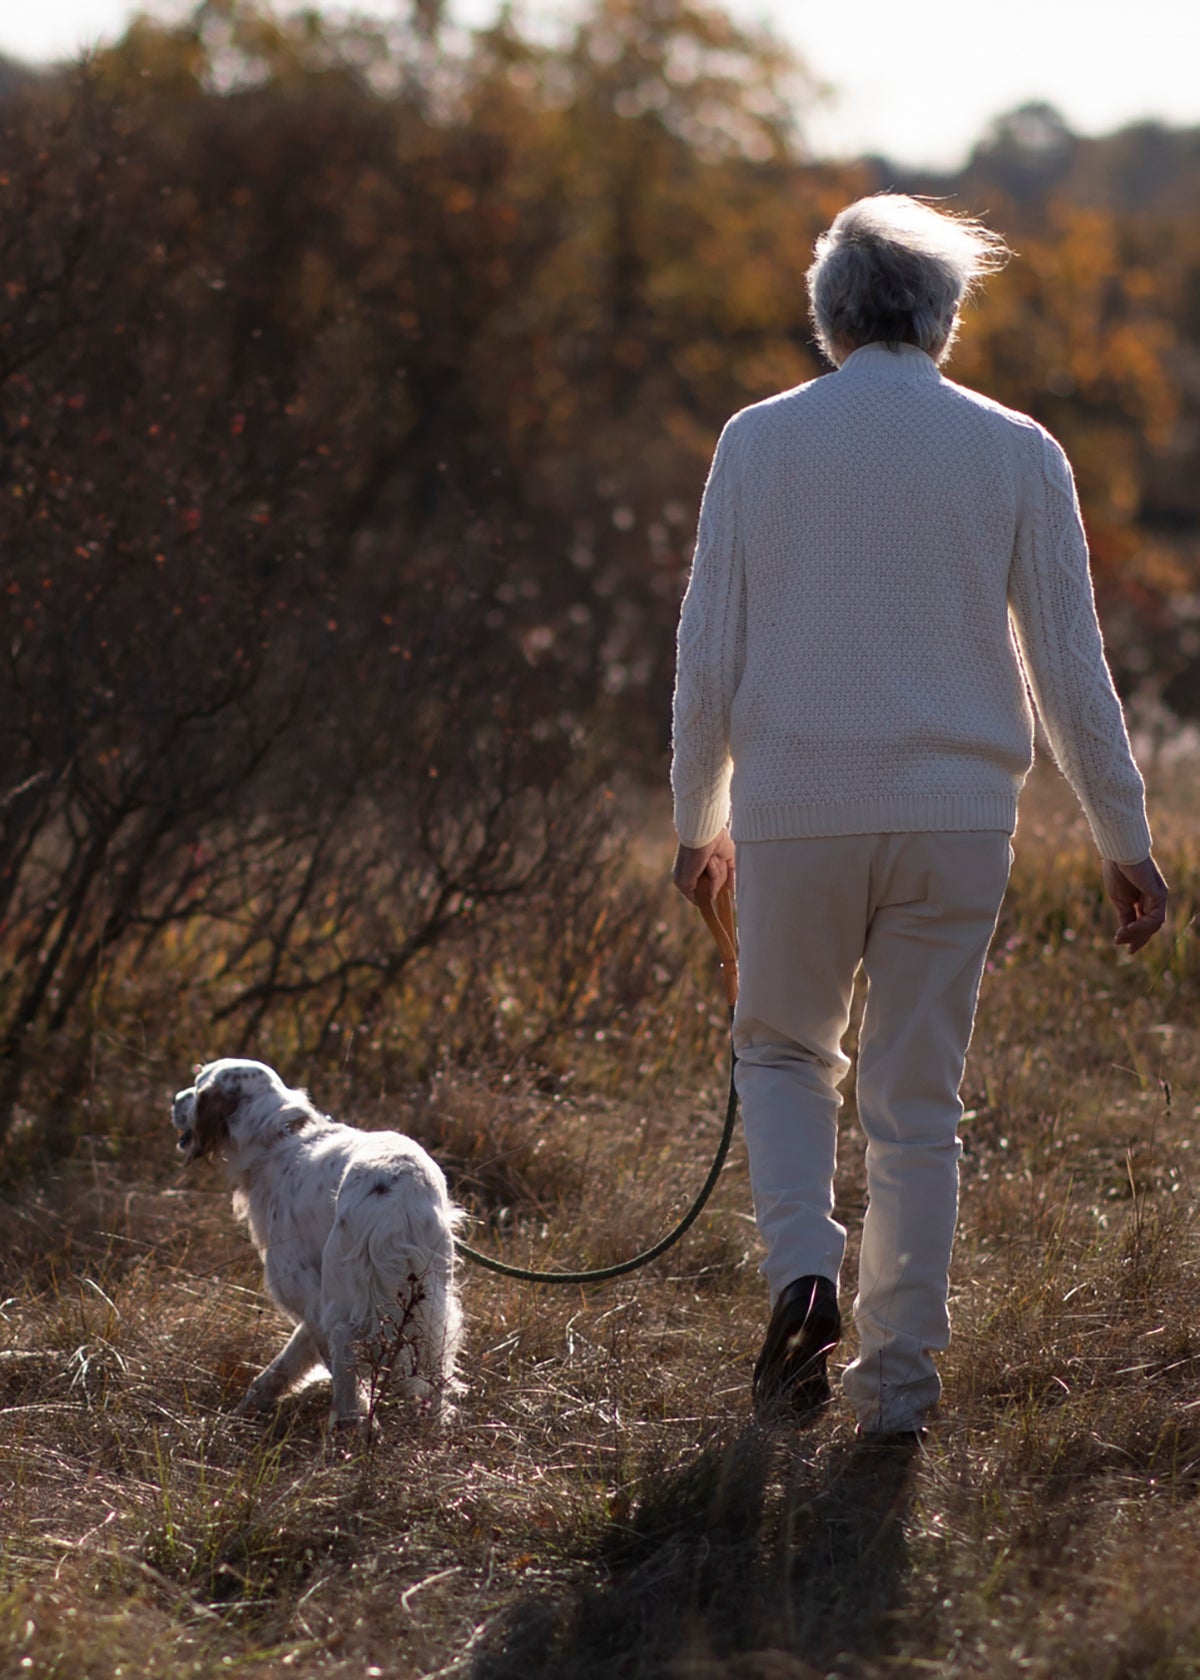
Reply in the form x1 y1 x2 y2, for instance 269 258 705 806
806 194 1011 367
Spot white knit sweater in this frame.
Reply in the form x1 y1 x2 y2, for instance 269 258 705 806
671 343 1152 864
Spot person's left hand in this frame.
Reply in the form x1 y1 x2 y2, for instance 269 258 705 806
1102 855 1168 954
672 827 735 905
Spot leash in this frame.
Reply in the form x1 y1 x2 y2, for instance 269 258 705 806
454 874 739 1284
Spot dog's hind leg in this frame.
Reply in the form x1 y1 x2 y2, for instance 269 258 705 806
234 1323 322 1417
325 1319 369 1430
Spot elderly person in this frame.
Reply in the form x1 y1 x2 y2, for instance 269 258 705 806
671 194 1167 1440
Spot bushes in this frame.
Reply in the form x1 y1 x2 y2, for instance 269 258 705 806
0 52 593 1146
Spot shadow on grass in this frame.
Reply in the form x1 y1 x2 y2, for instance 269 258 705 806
469 1424 920 1679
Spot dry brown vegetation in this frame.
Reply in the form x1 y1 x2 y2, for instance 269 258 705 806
3 763 1200 1680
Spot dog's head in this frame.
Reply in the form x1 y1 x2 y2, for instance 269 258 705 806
172 1059 290 1165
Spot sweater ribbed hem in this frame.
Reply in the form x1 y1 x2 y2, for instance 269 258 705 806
731 792 1018 843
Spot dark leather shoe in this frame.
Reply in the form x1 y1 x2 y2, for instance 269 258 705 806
753 1274 841 1420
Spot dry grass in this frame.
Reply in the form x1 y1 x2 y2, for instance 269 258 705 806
3 761 1200 1680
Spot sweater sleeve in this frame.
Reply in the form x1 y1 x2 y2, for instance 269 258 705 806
1008 427 1152 864
671 424 747 847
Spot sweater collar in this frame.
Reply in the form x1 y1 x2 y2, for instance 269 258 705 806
836 342 942 382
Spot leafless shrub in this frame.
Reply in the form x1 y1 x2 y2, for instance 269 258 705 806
0 60 626 1155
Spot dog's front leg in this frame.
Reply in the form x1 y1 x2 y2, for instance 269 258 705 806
233 1323 322 1417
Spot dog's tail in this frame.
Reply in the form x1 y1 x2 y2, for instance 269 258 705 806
322 1160 464 1395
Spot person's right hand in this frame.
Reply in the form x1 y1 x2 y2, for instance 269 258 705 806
672 827 735 907
1102 856 1169 953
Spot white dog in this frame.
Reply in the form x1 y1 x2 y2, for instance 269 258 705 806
172 1058 463 1430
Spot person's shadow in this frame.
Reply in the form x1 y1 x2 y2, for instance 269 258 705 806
468 1425 920 1678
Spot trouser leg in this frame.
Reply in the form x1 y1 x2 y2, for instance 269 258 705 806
841 832 1011 1432
733 836 875 1303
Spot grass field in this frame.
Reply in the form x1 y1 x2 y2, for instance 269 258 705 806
2 760 1199 1680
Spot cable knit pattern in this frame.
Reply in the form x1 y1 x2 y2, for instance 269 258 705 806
671 343 1151 863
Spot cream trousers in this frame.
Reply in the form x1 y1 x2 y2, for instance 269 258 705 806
733 832 1011 1433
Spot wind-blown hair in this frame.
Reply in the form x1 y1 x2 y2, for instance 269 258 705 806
807 194 1011 367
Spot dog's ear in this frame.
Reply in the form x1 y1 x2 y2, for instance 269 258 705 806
191 1079 241 1161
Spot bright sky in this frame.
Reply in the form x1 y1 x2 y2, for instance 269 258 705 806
4 0 1199 168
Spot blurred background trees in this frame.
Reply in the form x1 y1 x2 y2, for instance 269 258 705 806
1 0 1197 1152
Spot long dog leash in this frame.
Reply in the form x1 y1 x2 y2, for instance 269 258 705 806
454 876 739 1284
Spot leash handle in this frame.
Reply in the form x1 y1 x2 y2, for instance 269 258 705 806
695 875 738 1008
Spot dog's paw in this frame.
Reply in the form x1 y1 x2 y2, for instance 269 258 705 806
232 1387 276 1420
324 1413 374 1461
